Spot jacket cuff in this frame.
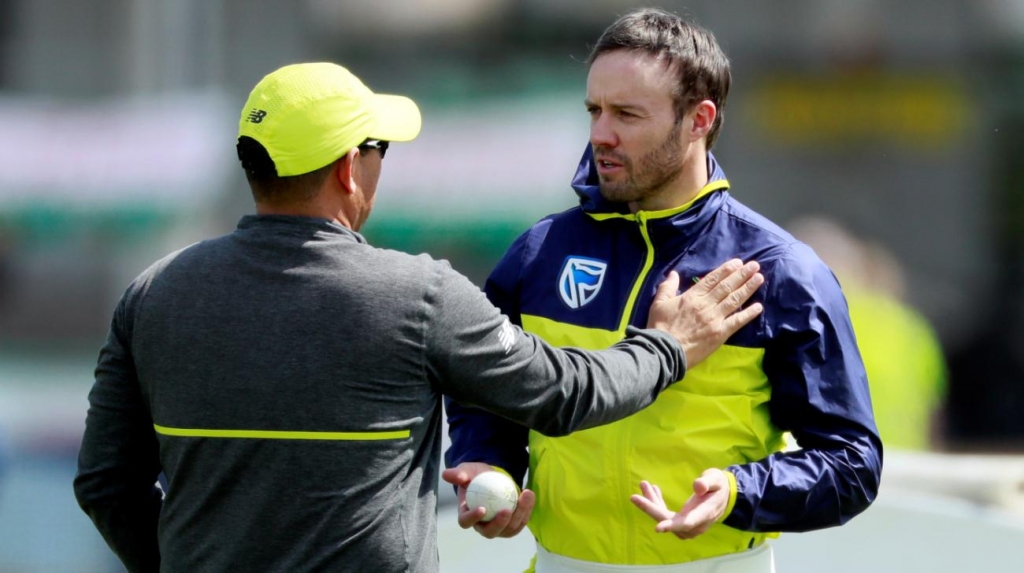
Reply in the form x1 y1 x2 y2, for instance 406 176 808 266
718 470 738 522
623 326 688 382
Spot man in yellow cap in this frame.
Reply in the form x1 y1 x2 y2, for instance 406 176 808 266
73 62 766 573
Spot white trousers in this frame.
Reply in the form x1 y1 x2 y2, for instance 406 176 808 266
535 543 775 573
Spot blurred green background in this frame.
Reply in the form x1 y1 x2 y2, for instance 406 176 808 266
1 0 1023 571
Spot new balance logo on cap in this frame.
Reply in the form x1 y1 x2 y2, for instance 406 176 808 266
247 109 267 124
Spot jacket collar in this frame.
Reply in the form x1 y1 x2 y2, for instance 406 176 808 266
237 214 368 244
570 144 729 220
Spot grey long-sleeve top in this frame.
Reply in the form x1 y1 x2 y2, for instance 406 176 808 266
74 215 687 573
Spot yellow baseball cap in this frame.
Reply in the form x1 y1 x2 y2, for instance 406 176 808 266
237 62 421 176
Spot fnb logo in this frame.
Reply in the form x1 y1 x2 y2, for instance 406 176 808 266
247 109 267 123
558 257 608 309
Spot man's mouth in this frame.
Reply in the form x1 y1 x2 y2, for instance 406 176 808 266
596 157 624 174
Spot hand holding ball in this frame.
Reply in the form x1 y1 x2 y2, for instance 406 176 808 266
465 471 518 521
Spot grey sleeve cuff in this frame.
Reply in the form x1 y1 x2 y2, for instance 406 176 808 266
622 326 688 389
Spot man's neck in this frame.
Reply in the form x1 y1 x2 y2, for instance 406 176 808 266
255 203 317 218
254 201 354 230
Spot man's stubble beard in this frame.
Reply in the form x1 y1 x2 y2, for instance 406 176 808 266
598 120 685 204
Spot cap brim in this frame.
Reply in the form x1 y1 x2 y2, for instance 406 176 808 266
367 94 422 143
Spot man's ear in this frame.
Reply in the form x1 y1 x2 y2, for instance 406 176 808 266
689 100 717 142
335 147 361 195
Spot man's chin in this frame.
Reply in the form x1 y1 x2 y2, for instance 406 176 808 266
599 185 638 204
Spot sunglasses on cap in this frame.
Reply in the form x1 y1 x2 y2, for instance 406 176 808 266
358 139 389 159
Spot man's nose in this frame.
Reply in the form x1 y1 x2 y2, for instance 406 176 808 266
590 113 617 149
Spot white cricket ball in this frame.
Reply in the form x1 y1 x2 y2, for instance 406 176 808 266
465 471 518 521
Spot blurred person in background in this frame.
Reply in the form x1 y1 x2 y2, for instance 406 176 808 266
790 216 948 451
444 8 882 573
72 62 767 573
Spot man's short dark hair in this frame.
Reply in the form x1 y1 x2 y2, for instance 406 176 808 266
588 8 731 149
237 136 336 203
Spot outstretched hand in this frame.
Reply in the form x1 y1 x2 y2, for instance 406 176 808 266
441 462 535 539
629 469 731 539
647 259 764 369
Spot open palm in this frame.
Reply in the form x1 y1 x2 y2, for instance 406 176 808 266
629 469 730 539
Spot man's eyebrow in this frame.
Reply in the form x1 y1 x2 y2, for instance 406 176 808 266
584 99 648 113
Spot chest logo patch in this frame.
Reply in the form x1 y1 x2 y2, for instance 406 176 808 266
558 256 608 309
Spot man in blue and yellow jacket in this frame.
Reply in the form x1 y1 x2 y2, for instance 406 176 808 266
444 8 882 573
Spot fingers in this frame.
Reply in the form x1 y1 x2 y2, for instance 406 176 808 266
655 500 707 538
465 489 535 539
721 303 764 337
658 515 712 538
447 463 531 539
655 471 730 539
707 261 761 305
693 478 710 497
696 468 727 492
659 491 700 536
630 481 674 523
442 462 495 487
472 489 535 538
659 502 716 538
457 503 488 529
631 477 726 540
630 494 674 522
473 508 515 539
690 259 742 295
653 271 681 302
441 467 470 487
639 480 665 506
716 271 764 316
500 489 536 537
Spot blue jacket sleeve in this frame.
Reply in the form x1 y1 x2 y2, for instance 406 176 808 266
444 231 533 486
723 244 883 532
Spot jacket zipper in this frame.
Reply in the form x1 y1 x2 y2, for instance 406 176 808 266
617 211 657 332
619 210 657 561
